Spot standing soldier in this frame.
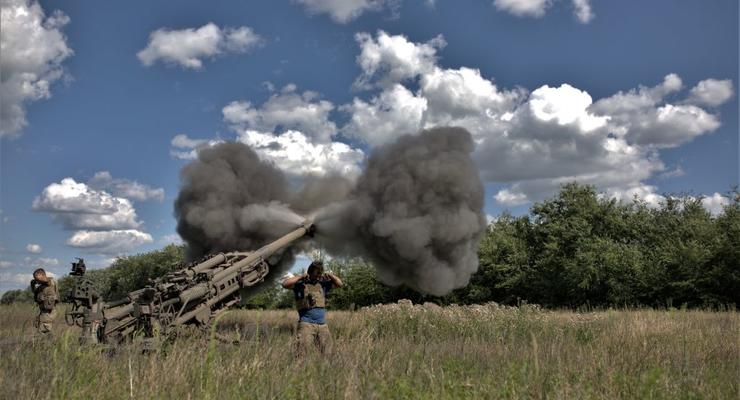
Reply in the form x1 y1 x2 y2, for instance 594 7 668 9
30 268 59 336
282 260 343 356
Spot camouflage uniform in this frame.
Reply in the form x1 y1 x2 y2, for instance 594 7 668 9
33 278 59 335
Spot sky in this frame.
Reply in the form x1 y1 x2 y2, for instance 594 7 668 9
0 0 737 294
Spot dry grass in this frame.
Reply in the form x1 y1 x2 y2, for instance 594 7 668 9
0 302 737 399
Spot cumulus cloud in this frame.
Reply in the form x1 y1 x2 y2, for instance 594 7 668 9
341 31 730 208
0 272 33 285
25 256 59 268
88 171 165 202
0 0 73 137
353 31 445 89
223 84 337 143
494 189 529 206
137 23 263 69
701 193 730 216
493 0 594 22
420 66 525 125
572 0 593 23
0 260 14 269
32 178 141 230
293 0 400 24
493 0 553 17
605 185 666 209
66 230 153 255
159 234 184 246
591 74 721 148
235 129 364 178
170 134 224 160
218 82 365 178
26 244 42 254
33 178 153 255
341 84 427 146
685 79 734 107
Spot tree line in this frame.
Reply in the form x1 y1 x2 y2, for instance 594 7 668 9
3 183 738 309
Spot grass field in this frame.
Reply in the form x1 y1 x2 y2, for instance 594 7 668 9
0 302 737 399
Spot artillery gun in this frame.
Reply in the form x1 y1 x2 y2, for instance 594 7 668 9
90 220 315 344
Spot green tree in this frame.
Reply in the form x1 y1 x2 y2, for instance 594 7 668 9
0 288 34 304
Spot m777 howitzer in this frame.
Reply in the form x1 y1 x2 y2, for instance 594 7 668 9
94 220 315 344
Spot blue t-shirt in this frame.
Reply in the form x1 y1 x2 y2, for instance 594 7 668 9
294 279 333 324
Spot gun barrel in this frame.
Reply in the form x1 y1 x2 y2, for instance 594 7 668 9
231 220 313 271
191 253 227 274
205 221 312 284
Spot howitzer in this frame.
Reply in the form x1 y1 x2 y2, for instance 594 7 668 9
96 220 315 344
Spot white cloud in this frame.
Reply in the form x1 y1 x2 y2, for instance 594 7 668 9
493 0 595 22
218 82 366 178
223 85 337 143
27 257 59 268
605 185 666 209
88 171 165 202
137 23 263 69
0 272 32 285
0 260 14 268
685 79 734 107
0 0 73 137
32 177 153 256
607 189 729 216
32 178 141 230
528 84 608 131
591 75 721 148
493 0 553 17
340 32 729 208
66 230 153 255
169 134 224 160
354 31 445 89
420 66 524 125
26 243 42 254
159 234 183 245
341 84 427 146
572 0 593 23
701 193 730 216
494 189 529 206
293 0 399 24
236 129 364 178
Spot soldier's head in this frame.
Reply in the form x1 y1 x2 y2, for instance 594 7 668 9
307 261 324 281
33 268 48 283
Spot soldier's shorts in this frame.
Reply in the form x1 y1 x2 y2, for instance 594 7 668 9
295 321 331 356
36 309 56 335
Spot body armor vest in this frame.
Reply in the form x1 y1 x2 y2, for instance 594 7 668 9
296 280 326 310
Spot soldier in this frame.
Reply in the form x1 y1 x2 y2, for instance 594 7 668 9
30 268 59 336
282 260 343 356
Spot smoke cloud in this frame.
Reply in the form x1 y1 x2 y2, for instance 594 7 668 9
175 127 486 295
175 142 301 265
314 127 486 295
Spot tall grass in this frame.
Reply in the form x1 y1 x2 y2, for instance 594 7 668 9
0 303 737 399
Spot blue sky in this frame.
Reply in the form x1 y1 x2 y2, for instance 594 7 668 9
1 0 737 293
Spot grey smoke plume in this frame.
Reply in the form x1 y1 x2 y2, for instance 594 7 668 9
175 127 486 296
175 142 352 272
314 127 487 295
175 142 302 265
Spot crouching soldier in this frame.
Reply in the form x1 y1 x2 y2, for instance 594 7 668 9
31 268 59 336
282 261 343 356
